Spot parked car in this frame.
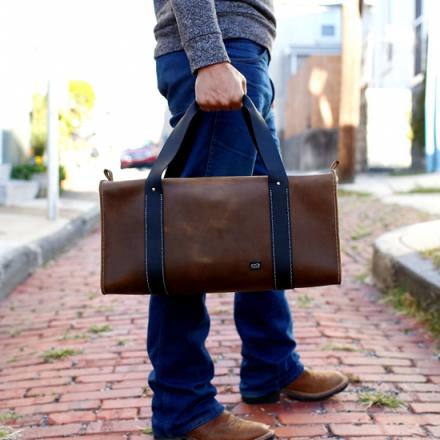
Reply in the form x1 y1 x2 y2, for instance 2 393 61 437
120 143 159 169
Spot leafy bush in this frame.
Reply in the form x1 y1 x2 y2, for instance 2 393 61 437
11 163 66 183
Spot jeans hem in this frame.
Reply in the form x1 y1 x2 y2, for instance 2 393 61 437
240 361 305 399
156 403 224 438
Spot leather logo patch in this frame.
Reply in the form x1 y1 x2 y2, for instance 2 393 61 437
249 261 262 271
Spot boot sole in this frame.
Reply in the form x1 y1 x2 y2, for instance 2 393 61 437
242 378 349 404
283 377 349 402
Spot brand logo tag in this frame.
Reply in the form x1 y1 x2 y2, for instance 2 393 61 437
249 261 262 271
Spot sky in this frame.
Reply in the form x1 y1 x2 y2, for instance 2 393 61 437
0 0 163 148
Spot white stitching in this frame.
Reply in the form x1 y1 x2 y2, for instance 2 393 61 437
144 193 152 294
99 181 107 294
269 188 277 290
331 171 342 284
285 187 293 288
160 193 169 295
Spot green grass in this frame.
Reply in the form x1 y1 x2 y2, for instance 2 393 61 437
346 373 362 384
212 306 229 314
421 247 440 270
0 425 22 440
351 226 371 241
381 288 440 341
354 271 369 282
87 324 112 334
42 348 82 363
321 341 360 352
358 390 406 409
141 427 153 435
338 189 372 198
0 412 19 423
295 293 313 308
397 186 440 194
62 329 88 340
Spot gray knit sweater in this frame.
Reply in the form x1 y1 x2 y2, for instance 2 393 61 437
153 0 276 73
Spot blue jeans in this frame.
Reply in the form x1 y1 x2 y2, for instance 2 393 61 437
148 38 304 438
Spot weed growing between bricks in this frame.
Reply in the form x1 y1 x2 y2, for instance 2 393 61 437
0 425 22 440
381 287 440 345
422 247 440 270
358 390 407 409
42 348 83 363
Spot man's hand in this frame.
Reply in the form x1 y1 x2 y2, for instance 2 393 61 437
195 62 247 111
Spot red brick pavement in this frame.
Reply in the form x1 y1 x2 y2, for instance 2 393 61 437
0 194 439 439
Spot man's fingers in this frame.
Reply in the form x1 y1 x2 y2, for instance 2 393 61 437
195 62 247 111
197 95 243 111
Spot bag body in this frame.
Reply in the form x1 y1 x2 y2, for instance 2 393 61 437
99 96 341 295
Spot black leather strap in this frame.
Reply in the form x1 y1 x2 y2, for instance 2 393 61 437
144 96 293 294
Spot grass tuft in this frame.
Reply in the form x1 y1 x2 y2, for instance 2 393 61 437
62 329 88 341
381 288 440 340
358 390 406 409
338 189 372 198
295 293 313 308
421 247 440 270
346 373 362 384
88 324 112 334
42 348 82 363
0 412 20 423
321 341 360 352
0 425 23 439
398 186 440 194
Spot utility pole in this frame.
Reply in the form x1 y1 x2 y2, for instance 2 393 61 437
337 0 363 182
47 80 60 221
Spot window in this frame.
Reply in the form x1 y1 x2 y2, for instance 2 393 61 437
321 24 335 37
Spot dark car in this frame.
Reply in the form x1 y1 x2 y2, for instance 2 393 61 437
120 143 159 169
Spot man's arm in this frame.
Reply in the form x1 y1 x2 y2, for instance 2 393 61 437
171 0 246 110
171 0 229 73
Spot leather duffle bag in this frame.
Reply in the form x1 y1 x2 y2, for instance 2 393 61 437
99 96 341 295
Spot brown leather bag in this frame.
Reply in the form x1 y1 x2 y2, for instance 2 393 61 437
99 97 341 295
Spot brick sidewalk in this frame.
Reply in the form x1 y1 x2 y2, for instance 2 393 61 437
1 194 439 439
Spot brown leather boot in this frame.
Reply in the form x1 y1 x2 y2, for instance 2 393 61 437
242 368 349 404
155 410 275 439
282 368 349 401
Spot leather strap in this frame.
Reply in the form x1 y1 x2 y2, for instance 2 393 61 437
144 95 293 294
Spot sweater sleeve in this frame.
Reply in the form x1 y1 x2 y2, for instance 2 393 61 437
170 0 230 73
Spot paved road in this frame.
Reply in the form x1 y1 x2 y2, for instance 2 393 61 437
0 193 439 439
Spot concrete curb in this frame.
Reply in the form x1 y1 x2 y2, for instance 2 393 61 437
0 205 99 299
372 220 440 306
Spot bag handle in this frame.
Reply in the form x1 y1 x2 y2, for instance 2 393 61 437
145 95 288 194
144 95 293 295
